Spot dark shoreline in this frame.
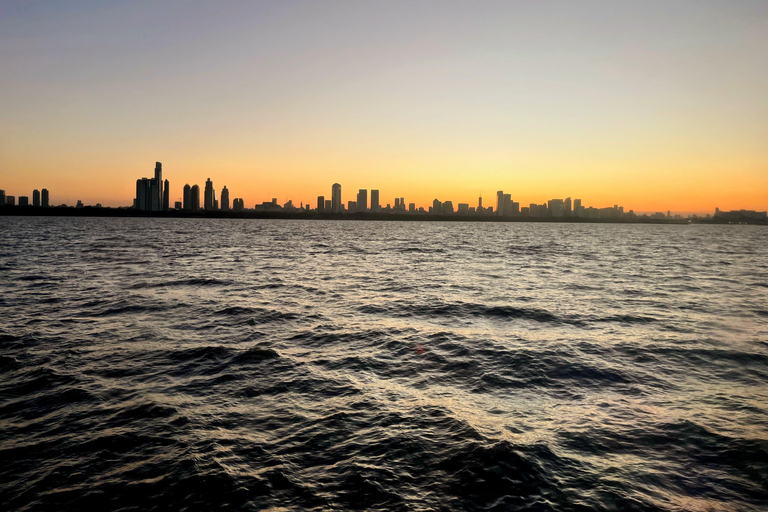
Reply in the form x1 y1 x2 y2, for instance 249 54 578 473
1 205 765 225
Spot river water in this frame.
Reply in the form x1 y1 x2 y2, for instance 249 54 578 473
1 217 766 511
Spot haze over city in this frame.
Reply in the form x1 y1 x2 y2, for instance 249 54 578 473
1 1 767 213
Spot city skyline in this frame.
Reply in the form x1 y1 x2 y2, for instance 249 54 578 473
1 2 766 214
2 163 766 220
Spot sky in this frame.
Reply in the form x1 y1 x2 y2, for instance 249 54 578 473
1 0 766 213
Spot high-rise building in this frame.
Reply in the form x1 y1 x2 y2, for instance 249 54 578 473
163 179 170 211
408 203 415 213
371 190 380 212
32 190 40 207
496 191 505 216
317 196 325 212
204 178 215 210
357 189 368 212
221 186 230 211
41 189 49 207
135 178 150 210
190 185 200 211
394 198 400 209
347 200 356 212
548 199 565 217
325 199 331 211
332 183 342 213
19 196 29 206
564 197 572 217
183 184 191 210
174 201 182 210
503 194 512 216
149 178 160 211
0 190 5 206
478 196 483 210
154 162 163 211
432 198 442 214
6 196 15 206
574 199 582 217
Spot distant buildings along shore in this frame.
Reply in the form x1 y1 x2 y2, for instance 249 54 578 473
2 161 767 223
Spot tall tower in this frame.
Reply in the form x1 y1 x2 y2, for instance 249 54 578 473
163 179 170 211
190 185 200 211
371 190 380 212
154 162 163 211
32 189 40 207
496 191 505 216
41 189 49 207
221 186 230 211
136 178 151 210
317 196 325 212
357 189 368 212
183 184 191 210
331 183 342 213
204 178 214 210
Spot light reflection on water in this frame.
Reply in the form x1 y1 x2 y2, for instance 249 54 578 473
1 217 766 511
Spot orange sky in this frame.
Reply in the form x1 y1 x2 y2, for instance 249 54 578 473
1 2 766 214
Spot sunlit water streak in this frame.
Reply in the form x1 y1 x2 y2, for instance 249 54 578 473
1 217 767 511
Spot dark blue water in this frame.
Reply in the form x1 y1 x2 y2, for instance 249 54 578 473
1 217 767 511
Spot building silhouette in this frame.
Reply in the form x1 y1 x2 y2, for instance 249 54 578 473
371 190 380 212
19 196 29 206
0 190 5 206
317 196 325 212
221 186 230 211
190 184 200 211
183 184 191 210
357 189 368 212
32 190 40 207
332 183 342 213
163 179 170 211
204 178 215 210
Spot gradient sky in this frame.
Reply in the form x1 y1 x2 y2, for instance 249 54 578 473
1 0 766 213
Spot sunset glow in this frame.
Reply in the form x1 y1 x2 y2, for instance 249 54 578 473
1 1 766 213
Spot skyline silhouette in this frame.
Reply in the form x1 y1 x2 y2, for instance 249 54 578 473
2 162 766 224
2 3 767 213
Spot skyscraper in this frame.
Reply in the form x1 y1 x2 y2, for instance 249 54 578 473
163 179 170 211
154 162 163 211
574 199 582 217
32 189 40 207
183 184 191 210
371 190 380 212
19 196 29 206
332 183 342 213
317 196 325 212
136 178 150 210
0 190 6 206
503 194 512 216
204 178 214 210
190 185 200 211
221 186 230 211
357 189 368 212
41 189 49 207
496 191 505 216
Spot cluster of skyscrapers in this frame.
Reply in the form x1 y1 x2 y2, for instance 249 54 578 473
134 162 245 212
310 184 628 219
0 188 50 207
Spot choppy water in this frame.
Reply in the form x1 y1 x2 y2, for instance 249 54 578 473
1 217 767 511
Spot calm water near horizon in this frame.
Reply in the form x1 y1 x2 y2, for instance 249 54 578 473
1 217 767 511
